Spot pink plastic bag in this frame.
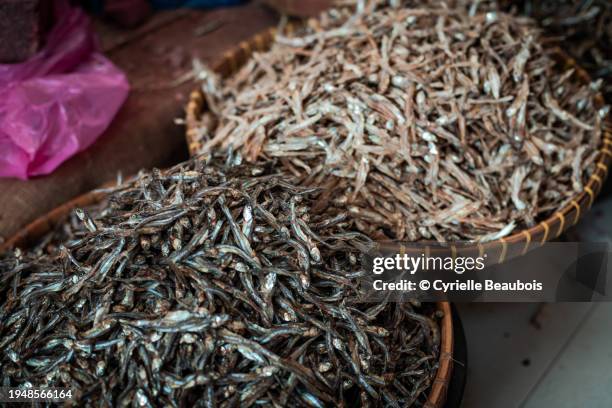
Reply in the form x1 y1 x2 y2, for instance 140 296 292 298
0 1 129 179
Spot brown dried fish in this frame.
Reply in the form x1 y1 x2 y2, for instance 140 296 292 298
193 0 603 242
503 0 612 101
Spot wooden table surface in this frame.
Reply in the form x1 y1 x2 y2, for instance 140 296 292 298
0 2 278 242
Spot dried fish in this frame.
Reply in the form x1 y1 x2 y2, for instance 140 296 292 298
503 0 612 101
0 154 441 407
193 0 603 242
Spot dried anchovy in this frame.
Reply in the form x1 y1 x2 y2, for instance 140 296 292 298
502 0 612 101
193 0 604 242
0 155 441 407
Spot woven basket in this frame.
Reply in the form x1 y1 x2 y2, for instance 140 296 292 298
185 24 612 265
0 189 455 408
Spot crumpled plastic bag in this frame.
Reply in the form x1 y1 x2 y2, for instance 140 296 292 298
0 1 129 180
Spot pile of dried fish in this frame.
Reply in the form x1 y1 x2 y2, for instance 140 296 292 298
193 0 606 242
0 156 442 407
502 0 612 100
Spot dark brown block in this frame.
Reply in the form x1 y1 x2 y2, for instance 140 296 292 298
0 0 45 63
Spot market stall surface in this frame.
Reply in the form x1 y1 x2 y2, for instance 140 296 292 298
0 1 277 241
460 195 612 408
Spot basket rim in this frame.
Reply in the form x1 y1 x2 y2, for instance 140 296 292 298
0 188 455 408
184 23 612 263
